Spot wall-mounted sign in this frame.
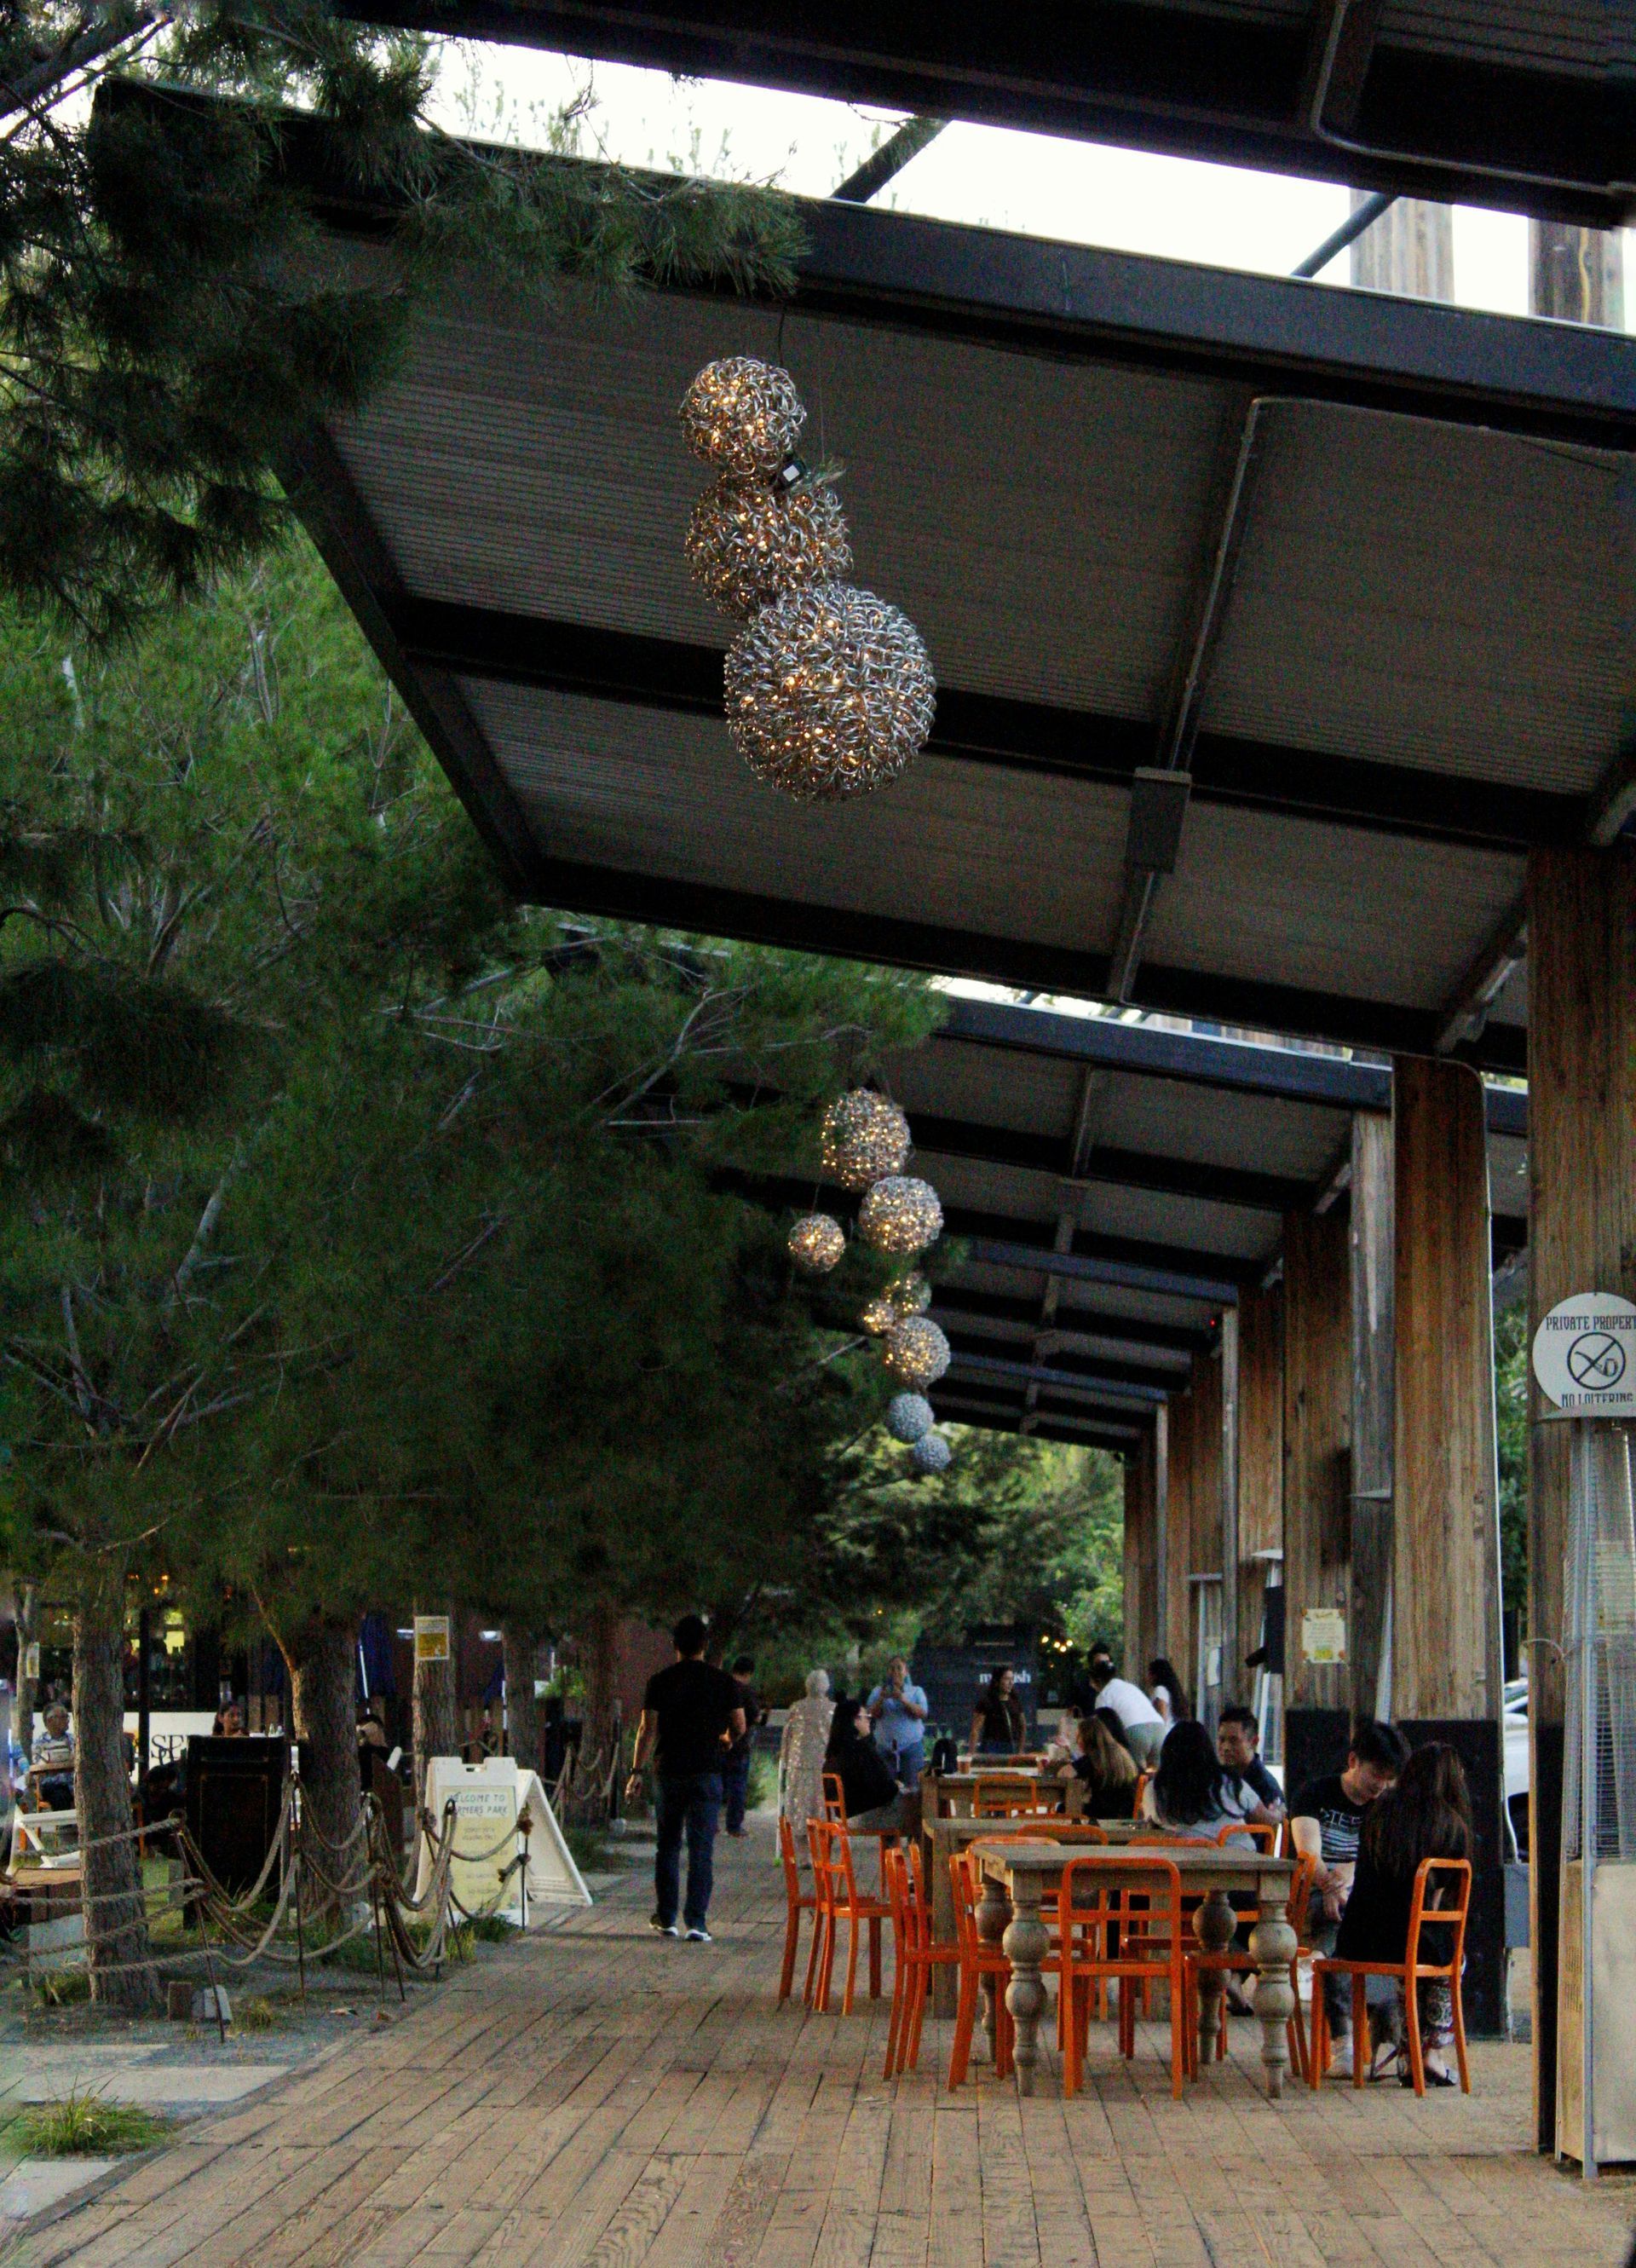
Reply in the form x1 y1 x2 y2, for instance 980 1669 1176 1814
413 1614 451 1665
1532 1294 1636 1417
1301 1607 1347 1665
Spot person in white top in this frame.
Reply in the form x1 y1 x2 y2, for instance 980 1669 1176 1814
1087 1659 1166 1766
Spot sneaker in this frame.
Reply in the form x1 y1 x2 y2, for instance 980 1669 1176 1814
685 1926 713 1943
649 1916 679 1937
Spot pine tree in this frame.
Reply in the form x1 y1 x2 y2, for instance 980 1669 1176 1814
1 3 802 638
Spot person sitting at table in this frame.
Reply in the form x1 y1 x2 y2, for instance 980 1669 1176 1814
825 1695 913 1829
1142 1720 1279 1848
1042 1705 1083 1765
29 1703 75 1810
1334 1741 1473 2086
1217 1705 1284 1820
1057 1710 1139 1819
1093 1705 1137 1764
970 1665 1027 1757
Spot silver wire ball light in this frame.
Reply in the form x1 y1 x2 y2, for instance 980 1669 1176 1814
679 357 805 476
821 1089 912 1192
861 1294 897 1336
684 475 852 623
884 1393 935 1444
787 1213 845 1273
885 1273 931 1318
910 1430 953 1475
724 583 936 803
882 1316 951 1389
858 1175 943 1256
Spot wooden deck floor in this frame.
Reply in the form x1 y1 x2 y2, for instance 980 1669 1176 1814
18 1824 1635 2268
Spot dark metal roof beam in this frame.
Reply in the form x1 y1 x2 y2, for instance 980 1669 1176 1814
948 1350 1169 1406
942 1328 1180 1394
930 1282 1215 1356
1435 901 1528 1055
386 597 1581 856
912 1116 1305 1215
969 1238 1237 1307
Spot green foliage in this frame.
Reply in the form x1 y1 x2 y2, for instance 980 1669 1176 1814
0 5 803 639
1495 1300 1528 1621
20 2089 171 2155
30 1968 91 2008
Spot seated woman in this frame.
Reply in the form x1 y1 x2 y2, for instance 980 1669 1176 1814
1142 1720 1278 1847
1057 1711 1140 1819
1042 1705 1083 1766
825 1696 914 1830
1334 1741 1473 2086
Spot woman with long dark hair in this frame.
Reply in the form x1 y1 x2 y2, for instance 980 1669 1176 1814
969 1665 1027 1757
1334 1741 1474 2084
1144 1720 1277 1846
1147 1656 1191 1727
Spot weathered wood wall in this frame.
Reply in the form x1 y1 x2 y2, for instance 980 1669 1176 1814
1236 1276 1284 1703
1282 1207 1352 1718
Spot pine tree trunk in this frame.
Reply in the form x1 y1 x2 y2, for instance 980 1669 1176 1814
502 1626 540 1777
580 1599 621 1817
73 1568 160 2012
14 1581 37 1765
412 1599 457 1811
286 1618 362 1918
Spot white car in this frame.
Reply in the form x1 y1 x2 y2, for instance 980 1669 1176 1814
1504 1677 1529 1855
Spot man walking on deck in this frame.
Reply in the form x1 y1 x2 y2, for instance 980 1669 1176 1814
628 1615 745 1943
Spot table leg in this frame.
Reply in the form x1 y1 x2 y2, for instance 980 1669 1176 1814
976 1871 1011 2066
929 1830 958 2018
1248 1887 1299 2099
1002 1874 1051 2098
1191 1890 1236 2075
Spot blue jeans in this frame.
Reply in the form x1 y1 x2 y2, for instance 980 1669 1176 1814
722 1752 752 1834
654 1772 722 1930
889 1744 925 1791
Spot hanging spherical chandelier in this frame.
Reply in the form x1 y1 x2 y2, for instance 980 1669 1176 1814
787 1213 845 1273
678 356 806 476
882 1315 951 1389
858 1175 943 1255
684 475 852 623
885 1273 931 1318
884 1392 934 1443
723 583 936 803
821 1089 911 1192
910 1430 953 1475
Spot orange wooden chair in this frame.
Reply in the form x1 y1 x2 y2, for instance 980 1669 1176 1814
947 1849 1017 2088
821 1771 845 1821
1310 1856 1472 2096
807 1820 890 2015
1056 1852 1190 2098
882 1840 959 2078
1131 1769 1153 1819
971 1776 1056 1818
1183 1850 1316 2080
777 1815 820 2004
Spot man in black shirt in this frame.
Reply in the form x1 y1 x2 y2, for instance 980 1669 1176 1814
1290 1719 1409 2054
627 1615 744 1942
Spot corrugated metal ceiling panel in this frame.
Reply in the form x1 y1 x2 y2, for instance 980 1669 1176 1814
1149 799 1526 1012
1075 1182 1277 1261
334 284 1229 722
470 682 1131 947
883 1040 1082 1141
1204 402 1630 793
1094 1078 1345 1181
1380 0 1629 72
942 1260 1220 1329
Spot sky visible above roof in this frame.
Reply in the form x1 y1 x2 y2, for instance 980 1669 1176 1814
426 42 1635 328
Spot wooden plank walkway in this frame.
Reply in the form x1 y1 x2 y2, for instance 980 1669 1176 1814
15 1826 1634 2267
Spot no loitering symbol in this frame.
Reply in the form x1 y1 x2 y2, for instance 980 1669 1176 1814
1567 1331 1627 1391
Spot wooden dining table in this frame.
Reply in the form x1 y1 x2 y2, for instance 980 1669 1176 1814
971 1838 1299 2099
923 1812 1143 2015
925 1768 1082 1821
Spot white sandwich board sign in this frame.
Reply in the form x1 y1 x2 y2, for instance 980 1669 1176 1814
417 1757 591 1922
1532 1293 1636 1417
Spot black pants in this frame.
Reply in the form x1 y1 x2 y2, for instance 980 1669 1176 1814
654 1771 723 1931
722 1752 752 1834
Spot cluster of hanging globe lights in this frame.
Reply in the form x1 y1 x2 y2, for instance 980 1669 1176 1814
679 356 936 802
786 1088 953 1474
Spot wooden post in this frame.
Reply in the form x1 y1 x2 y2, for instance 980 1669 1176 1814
1236 1277 1284 1711
1350 1111 1396 1724
1282 1207 1352 1789
1351 193 1454 299
1392 1053 1506 2035
1153 1403 1171 1662
1121 1431 1156 1679
1219 1309 1241 1720
1526 845 1636 2149
1164 1371 1195 1681
1190 1351 1224 1728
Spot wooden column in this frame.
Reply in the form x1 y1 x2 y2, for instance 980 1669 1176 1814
1527 845 1636 2147
1282 1206 1352 1789
1218 1310 1241 1717
1121 1430 1158 1681
1164 1371 1195 1680
1152 1404 1171 1661
1190 1351 1224 1726
1350 1111 1396 1723
1392 1053 1506 2035
1236 1277 1284 1708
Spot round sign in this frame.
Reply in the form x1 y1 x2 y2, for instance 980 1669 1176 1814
1532 1294 1636 1416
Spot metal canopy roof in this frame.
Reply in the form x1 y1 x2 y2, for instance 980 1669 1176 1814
346 0 1636 228
294 185 1636 1091
779 993 1529 1451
